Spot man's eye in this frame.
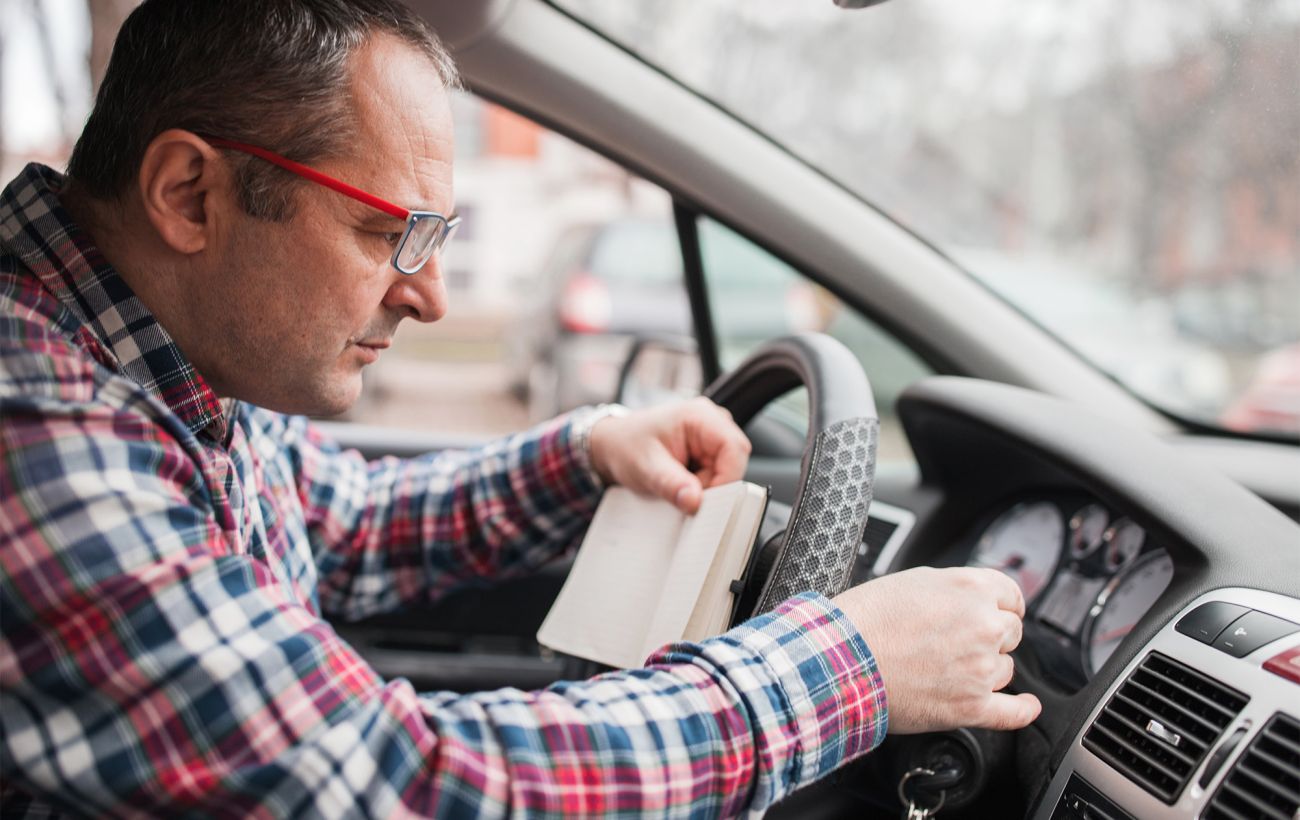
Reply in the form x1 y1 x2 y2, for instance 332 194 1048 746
381 232 402 246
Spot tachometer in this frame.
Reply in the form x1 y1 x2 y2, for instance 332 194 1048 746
1102 518 1145 572
968 501 1064 605
1085 550 1174 675
1068 503 1108 560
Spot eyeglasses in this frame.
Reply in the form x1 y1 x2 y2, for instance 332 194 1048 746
208 137 459 275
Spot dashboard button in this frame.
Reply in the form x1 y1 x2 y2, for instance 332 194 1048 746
1175 602 1250 644
1263 644 1300 685
1213 611 1300 658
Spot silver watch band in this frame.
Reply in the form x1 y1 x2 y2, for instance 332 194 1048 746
571 403 629 487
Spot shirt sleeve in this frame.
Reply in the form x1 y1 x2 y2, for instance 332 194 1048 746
263 406 607 622
1 396 887 818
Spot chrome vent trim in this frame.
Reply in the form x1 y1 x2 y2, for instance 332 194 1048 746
1203 713 1300 820
1082 652 1249 804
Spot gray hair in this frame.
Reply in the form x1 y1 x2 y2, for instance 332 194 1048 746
67 0 459 221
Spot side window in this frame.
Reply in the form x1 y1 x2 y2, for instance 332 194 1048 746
699 217 932 463
339 92 685 435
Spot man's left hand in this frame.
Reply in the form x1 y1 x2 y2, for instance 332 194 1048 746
588 397 752 514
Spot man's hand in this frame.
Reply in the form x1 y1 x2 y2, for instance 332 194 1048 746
588 397 752 514
833 566 1042 733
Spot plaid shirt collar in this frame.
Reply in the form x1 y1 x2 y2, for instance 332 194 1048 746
0 163 228 440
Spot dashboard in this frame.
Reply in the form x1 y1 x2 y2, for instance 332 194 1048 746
960 496 1173 691
850 377 1300 820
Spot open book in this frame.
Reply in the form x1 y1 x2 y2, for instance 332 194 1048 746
537 481 769 669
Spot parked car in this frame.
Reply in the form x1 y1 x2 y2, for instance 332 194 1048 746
506 216 821 419
1221 343 1300 435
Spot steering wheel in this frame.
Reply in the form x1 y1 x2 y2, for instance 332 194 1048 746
703 332 879 623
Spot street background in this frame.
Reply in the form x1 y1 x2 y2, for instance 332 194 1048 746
4 0 1297 453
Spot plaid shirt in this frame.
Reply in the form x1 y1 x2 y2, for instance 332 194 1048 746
0 164 887 818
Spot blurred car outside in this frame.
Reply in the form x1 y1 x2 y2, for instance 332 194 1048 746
505 216 822 420
1220 343 1300 436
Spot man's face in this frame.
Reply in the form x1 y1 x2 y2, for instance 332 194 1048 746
199 36 454 416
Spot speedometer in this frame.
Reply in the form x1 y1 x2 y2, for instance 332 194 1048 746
968 501 1064 605
1085 551 1174 675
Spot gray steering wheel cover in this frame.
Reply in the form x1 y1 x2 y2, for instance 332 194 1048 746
705 333 879 615
754 416 879 610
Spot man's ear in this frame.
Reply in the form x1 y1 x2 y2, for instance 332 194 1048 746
136 129 231 255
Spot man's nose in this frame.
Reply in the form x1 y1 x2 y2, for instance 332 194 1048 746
381 255 448 323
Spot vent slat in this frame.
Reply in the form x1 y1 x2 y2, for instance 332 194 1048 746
1109 689 1210 758
1234 759 1297 806
1095 702 1199 768
1132 666 1240 726
1244 747 1300 790
1203 801 1254 820
1220 780 1292 820
1145 655 1249 713
1082 652 1247 804
1259 729 1300 760
1086 720 1185 783
1206 714 1300 820
1120 678 1223 739
1084 749 1178 799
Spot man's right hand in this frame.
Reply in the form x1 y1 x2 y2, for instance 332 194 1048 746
832 566 1042 734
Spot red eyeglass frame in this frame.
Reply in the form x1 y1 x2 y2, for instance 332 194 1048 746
207 137 459 275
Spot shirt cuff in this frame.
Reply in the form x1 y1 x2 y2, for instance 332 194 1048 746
651 592 889 798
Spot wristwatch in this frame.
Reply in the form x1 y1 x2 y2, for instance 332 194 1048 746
573 403 629 486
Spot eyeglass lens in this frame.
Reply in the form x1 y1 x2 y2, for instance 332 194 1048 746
395 215 456 274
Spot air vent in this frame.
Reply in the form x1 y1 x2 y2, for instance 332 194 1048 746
1082 653 1249 803
1204 713 1300 820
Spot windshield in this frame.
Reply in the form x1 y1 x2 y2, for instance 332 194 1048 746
555 0 1300 437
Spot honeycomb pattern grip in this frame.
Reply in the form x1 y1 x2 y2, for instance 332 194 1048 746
755 416 879 611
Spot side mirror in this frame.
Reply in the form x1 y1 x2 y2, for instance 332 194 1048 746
616 336 703 409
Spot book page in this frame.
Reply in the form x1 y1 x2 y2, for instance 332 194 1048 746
683 483 769 641
638 483 748 658
536 488 685 669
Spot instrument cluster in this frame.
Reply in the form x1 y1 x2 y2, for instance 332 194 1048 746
964 498 1173 689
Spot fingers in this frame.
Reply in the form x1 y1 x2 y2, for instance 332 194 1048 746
701 435 750 487
674 483 703 514
993 652 1016 690
685 403 751 488
998 610 1024 654
842 566 1041 735
984 568 1026 618
973 692 1042 731
645 448 704 513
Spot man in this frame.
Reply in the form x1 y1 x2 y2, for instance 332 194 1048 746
0 0 1039 816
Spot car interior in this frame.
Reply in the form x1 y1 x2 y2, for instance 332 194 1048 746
303 2 1300 817
9 0 1297 817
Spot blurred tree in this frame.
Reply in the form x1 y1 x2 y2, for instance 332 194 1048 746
25 0 75 149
